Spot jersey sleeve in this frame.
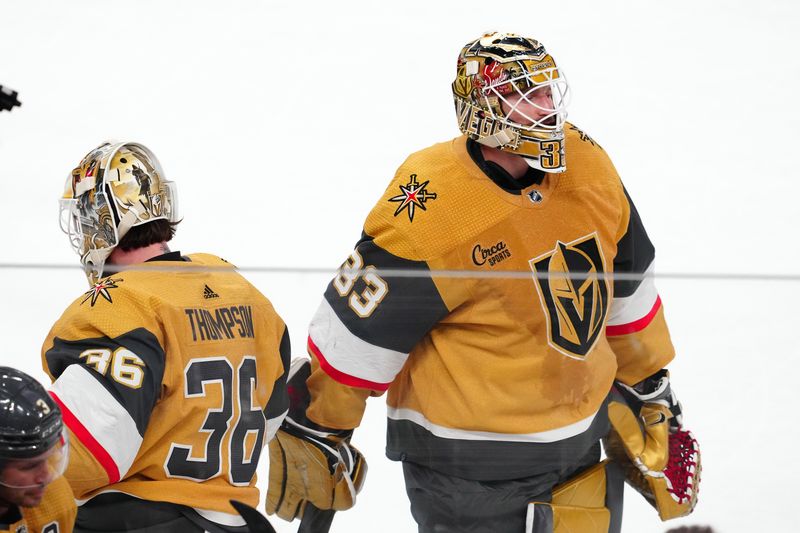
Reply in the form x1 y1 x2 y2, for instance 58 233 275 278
41 294 166 494
607 187 676 384
264 324 291 442
306 231 450 429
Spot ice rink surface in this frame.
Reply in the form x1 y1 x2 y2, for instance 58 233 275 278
2 1 799 531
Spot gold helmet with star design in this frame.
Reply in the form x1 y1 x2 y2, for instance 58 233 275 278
59 141 179 286
452 32 570 173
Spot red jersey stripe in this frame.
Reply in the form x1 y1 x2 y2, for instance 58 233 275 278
307 336 392 391
606 295 662 336
49 391 121 484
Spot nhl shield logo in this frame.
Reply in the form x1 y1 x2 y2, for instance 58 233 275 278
529 233 609 360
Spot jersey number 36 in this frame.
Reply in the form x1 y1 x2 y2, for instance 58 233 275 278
165 356 265 485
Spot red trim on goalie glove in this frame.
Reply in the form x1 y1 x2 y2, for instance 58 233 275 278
307 336 392 391
606 296 662 336
49 391 121 483
665 428 699 504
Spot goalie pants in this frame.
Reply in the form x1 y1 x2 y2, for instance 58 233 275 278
73 493 252 533
402 442 623 533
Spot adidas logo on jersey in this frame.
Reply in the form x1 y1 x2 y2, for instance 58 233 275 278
203 285 219 299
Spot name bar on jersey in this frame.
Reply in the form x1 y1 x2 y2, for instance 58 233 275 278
184 305 254 342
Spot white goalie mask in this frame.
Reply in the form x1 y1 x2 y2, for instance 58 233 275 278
59 141 179 286
452 32 571 173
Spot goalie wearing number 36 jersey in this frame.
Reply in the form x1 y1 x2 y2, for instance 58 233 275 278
41 142 290 532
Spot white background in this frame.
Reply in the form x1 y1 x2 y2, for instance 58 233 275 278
2 1 799 531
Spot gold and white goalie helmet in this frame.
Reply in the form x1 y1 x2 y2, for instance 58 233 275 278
452 32 570 173
59 141 178 286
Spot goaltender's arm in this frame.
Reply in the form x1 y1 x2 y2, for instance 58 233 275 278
607 186 676 384
40 293 165 498
305 230 450 431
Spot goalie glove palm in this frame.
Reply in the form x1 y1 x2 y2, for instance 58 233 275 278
604 370 701 521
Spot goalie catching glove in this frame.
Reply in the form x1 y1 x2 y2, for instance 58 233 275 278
266 358 367 522
604 369 701 521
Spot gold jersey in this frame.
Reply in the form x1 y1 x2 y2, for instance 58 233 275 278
306 127 675 480
0 477 76 533
41 254 290 521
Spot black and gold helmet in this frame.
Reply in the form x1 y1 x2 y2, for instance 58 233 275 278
452 32 570 173
0 367 69 489
59 142 179 286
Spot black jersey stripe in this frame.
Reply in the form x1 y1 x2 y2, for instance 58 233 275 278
613 187 656 299
44 328 165 437
323 233 449 354
264 325 291 420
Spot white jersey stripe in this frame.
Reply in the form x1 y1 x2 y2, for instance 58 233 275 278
50 365 142 478
309 298 409 385
387 406 599 443
608 261 659 326
266 408 288 443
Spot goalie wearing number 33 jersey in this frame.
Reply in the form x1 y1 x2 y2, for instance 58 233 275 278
286 32 699 533
41 141 289 532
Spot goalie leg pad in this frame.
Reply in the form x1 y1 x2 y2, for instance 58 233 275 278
526 503 610 533
526 460 623 533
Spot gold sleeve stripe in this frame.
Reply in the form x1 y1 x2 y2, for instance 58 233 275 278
606 296 662 336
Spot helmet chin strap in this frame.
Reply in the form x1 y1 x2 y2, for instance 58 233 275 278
478 128 518 149
523 157 542 170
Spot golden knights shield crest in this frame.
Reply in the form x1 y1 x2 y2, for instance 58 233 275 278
529 233 609 360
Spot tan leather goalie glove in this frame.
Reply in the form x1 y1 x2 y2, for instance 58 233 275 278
604 369 701 521
266 424 367 521
266 358 367 522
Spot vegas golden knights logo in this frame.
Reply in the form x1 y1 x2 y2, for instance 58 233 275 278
529 233 609 360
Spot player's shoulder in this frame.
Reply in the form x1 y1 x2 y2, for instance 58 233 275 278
562 123 622 188
51 256 223 337
364 137 512 261
45 274 161 351
58 273 146 326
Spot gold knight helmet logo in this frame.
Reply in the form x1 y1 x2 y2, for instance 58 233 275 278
530 233 609 359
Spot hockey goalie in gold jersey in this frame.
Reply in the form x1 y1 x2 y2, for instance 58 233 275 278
0 367 76 533
42 142 288 532
267 32 701 532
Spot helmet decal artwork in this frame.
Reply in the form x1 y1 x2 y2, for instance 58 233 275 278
59 142 178 286
452 32 570 173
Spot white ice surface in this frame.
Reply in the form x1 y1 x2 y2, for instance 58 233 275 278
2 1 799 531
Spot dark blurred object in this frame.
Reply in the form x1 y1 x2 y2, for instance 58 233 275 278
665 526 716 533
230 500 277 533
0 85 21 112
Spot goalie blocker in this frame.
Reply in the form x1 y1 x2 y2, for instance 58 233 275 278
604 369 701 521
